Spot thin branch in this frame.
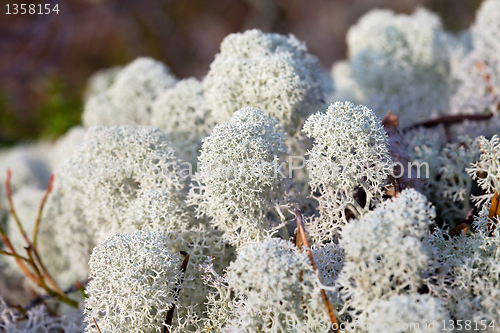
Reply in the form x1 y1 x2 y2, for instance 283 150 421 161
4 170 76 306
163 251 190 333
487 190 500 236
5 169 31 246
24 246 47 289
33 174 54 249
294 209 339 333
1 171 79 310
22 278 90 312
0 249 30 262
30 245 67 297
93 318 102 333
11 305 27 316
405 113 493 131
449 222 471 237
0 234 40 286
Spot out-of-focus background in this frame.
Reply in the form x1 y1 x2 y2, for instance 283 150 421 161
0 0 482 146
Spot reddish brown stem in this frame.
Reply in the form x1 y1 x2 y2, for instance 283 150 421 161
0 249 30 261
5 169 31 246
405 113 493 131
294 210 339 333
33 174 54 249
0 233 40 286
487 191 500 236
30 245 67 297
93 318 102 333
22 278 90 312
163 251 190 333
2 170 78 308
0 177 40 285
449 222 471 237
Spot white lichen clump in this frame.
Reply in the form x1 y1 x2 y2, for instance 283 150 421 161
303 101 393 242
411 136 480 225
0 144 51 193
83 66 121 100
204 29 324 134
328 60 365 105
227 238 329 332
190 107 290 247
338 8 452 127
311 243 344 297
46 125 187 278
338 189 436 318
450 0 500 116
151 78 216 165
82 57 177 127
431 207 500 324
124 187 234 325
362 295 450 333
84 229 183 333
48 126 86 169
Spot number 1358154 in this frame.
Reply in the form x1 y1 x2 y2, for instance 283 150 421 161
6 4 59 14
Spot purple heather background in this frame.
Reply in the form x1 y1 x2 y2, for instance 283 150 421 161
0 0 482 144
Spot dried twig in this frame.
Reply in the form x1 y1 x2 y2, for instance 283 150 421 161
0 170 78 308
163 251 190 333
0 213 40 286
487 191 500 236
33 174 54 248
294 210 339 333
405 113 493 131
405 62 498 133
0 249 30 261
93 318 102 333
21 278 91 312
31 244 67 297
6 169 30 245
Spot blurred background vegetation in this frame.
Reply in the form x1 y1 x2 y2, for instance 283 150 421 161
0 0 483 147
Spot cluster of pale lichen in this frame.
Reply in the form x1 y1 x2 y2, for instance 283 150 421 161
2 1 500 332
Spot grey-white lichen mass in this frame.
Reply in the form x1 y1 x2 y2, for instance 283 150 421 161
1 1 500 332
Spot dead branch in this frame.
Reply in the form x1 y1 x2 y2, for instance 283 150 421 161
405 113 493 131
0 170 78 308
163 251 190 333
33 174 54 248
294 209 339 333
20 278 90 312
93 318 102 333
382 111 422 194
487 191 500 236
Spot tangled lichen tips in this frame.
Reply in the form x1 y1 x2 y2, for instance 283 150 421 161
226 238 330 332
204 29 325 134
303 101 393 242
84 229 183 333
191 106 290 247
